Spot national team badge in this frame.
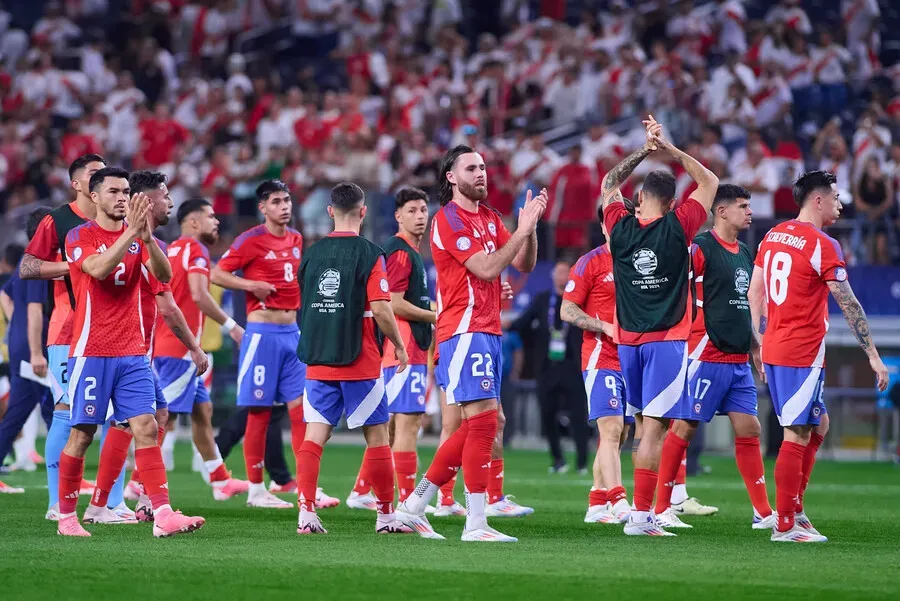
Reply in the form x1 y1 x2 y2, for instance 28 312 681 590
254 389 265 400
565 280 576 293
834 267 847 282
812 406 821 417
128 241 140 254
292 247 300 259
71 247 82 261
84 403 96 416
693 402 702 414
456 237 472 251
417 395 425 406
609 397 619 409
195 257 208 268
487 222 496 236
480 378 492 391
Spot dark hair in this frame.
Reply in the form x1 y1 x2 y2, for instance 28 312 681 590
68 153 106 180
439 144 475 206
331 182 366 212
713 184 752 212
27 207 52 241
129 170 168 195
395 187 428 210
641 170 676 201
792 170 837 207
256 179 290 203
4 244 24 267
89 166 130 193
176 198 212 225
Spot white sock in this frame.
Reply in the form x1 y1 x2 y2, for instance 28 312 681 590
21 407 39 452
248 482 267 496
631 509 650 523
671 484 688 506
403 478 438 514
204 457 224 474
162 428 177 453
465 491 487 531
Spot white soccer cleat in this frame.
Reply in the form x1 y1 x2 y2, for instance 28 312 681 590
795 511 824 536
297 511 327 535
624 514 677 536
584 504 613 523
433 502 466 517
82 504 139 525
315 488 340 509
395 507 445 540
247 488 293 509
346 491 378 511
655 507 693 529
609 499 631 523
770 524 827 543
376 519 415 534
110 502 137 522
461 524 518 542
10 458 37 472
45 504 60 521
425 504 437 514
124 480 142 501
486 495 534 518
671 497 718 516
752 512 778 530
0 480 24 494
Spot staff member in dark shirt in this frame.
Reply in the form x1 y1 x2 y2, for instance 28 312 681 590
512 260 588 473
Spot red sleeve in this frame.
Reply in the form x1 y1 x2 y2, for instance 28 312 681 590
819 234 848 282
674 198 708 242
435 211 481 265
65 224 97 272
145 268 170 295
385 251 412 293
216 237 252 273
188 243 211 275
691 243 706 278
494 213 511 247
366 256 391 302
602 202 628 237
563 255 594 307
25 214 59 261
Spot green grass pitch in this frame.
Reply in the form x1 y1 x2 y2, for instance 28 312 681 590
1 442 898 601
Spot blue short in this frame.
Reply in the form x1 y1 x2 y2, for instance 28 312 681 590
583 369 635 424
237 323 306 407
153 357 210 414
765 364 827 427
67 355 157 426
436 333 503 404
385 364 427 414
618 340 691 420
686 360 757 422
304 377 389 429
48 344 70 405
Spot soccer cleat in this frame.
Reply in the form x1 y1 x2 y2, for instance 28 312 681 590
153 508 205 538
624 514 676 536
268 480 297 494
57 515 91 537
485 495 534 518
395 507 445 540
461 524 518 542
83 504 139 525
655 508 693 529
671 497 718 516
433 501 466 517
376 520 415 534
247 488 293 509
124 480 142 501
46 504 60 521
771 524 827 543
135 494 154 522
10 458 37 472
752 513 778 530
584 504 613 523
609 499 631 523
29 450 45 465
0 480 24 494
548 462 569 474
79 479 96 496
297 512 328 535
425 504 438 514
212 478 250 501
346 491 378 511
315 488 340 509
111 502 137 522
795 512 824 536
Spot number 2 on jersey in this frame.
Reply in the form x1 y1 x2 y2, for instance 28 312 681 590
114 262 126 286
763 250 792 306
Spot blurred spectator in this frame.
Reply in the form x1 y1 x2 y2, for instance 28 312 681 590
731 140 779 219
547 145 597 251
852 157 898 265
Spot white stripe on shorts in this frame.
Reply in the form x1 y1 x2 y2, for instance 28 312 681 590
385 367 411 406
643 344 688 418
347 376 386 429
780 367 822 426
236 333 262 390
445 333 473 405
162 361 197 403
67 357 87 420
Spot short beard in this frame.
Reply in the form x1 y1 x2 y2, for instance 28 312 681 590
457 181 487 202
104 208 125 221
200 231 218 245
156 214 170 226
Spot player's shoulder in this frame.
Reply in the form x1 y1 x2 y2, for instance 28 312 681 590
436 202 468 232
574 245 608 276
480 203 503 219
232 224 267 249
287 226 303 241
65 220 95 244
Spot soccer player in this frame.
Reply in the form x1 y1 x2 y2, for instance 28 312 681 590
58 166 204 537
396 145 546 542
150 192 248 501
600 116 718 536
560 214 633 525
212 179 337 509
748 171 888 542
295 182 412 535
20 154 107 513
652 184 774 530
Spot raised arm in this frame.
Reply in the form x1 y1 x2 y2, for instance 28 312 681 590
827 279 889 391
560 298 613 337
464 190 546 281
600 146 653 209
511 189 546 273
651 136 719 212
79 195 149 280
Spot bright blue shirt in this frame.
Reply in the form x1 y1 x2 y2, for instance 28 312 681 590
2 264 47 364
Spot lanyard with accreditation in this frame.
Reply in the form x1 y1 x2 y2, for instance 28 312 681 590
547 292 568 362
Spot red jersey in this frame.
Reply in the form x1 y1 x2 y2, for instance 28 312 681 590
754 220 846 368
307 234 391 381
604 198 707 345
153 237 211 359
140 263 170 357
24 203 89 346
382 234 430 367
430 202 511 344
217 225 303 315
65 222 151 358
688 231 749 364
563 245 621 371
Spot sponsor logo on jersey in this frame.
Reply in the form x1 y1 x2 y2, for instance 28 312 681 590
71 247 83 262
84 403 96 416
97 244 108 254
565 279 576 293
456 237 472 251
480 378 492 391
488 222 497 236
128 241 141 254
264 250 277 260
292 247 301 259
317 269 341 298
632 248 658 276
734 267 750 295
834 267 847 282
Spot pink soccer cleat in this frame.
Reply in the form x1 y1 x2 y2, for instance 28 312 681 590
29 450 45 465
213 478 250 501
315 488 340 509
57 515 91 537
0 480 24 494
124 480 142 501
268 480 297 494
135 495 154 522
152 508 205 538
79 479 96 496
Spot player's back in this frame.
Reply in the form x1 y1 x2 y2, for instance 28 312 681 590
567 245 620 371
755 220 846 368
154 236 208 358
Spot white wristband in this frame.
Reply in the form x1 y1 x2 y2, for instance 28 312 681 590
223 317 237 332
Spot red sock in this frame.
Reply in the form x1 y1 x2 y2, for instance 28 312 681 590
797 432 824 513
288 404 307 457
608 485 627 506
366 445 395 515
735 437 772 517
135 446 170 510
58 453 85 515
676 457 687 485
352 453 370 495
244 409 270 485
654 432 689 514
461 410 497 494
426 420 469 487
209 464 229 483
129 469 141 485
633 468 658 512
440 475 458 506
589 488 607 507
296 440 322 512
487 458 504 504
774 441 806 532
92 428 133 508
393 450 417 502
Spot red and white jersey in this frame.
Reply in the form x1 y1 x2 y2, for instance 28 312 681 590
65 221 151 358
140 259 170 358
812 44 852 85
754 220 847 368
382 234 430 367
563 245 620 372
217 225 303 314
154 236 210 359
430 202 511 344
783 52 813 88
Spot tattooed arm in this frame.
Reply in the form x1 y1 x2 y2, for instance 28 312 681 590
600 145 654 209
651 137 718 212
827 279 889 391
19 253 70 280
156 291 209 375
560 299 613 337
